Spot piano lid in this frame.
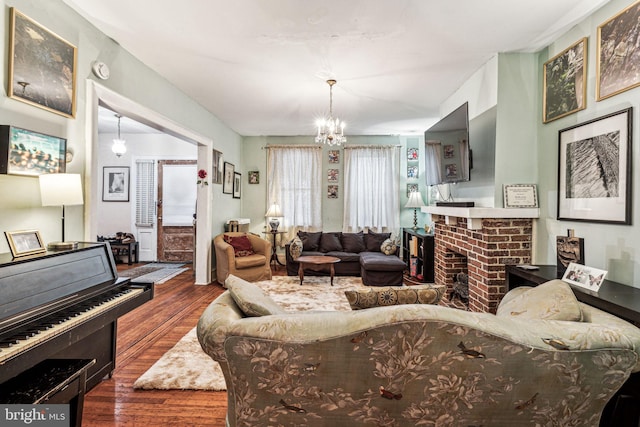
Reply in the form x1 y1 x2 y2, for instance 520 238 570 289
0 242 121 333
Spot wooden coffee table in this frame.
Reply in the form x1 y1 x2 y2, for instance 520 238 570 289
297 255 341 286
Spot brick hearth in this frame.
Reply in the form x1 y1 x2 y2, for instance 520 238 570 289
433 216 533 313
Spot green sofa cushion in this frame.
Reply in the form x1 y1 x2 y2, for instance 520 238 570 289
225 275 286 317
497 279 583 321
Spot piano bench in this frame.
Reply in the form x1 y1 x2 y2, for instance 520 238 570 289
0 358 95 427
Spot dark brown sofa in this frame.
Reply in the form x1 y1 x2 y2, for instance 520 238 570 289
285 231 406 286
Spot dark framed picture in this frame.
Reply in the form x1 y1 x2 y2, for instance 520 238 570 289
443 144 455 158
0 125 66 176
212 149 223 184
248 171 259 184
328 150 339 164
543 37 587 123
597 1 640 100
102 166 130 202
8 8 77 118
327 168 338 183
4 229 46 257
328 185 338 199
557 107 632 224
223 162 234 194
233 172 241 199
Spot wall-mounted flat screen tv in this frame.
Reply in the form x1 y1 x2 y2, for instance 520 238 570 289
0 125 66 176
424 102 470 186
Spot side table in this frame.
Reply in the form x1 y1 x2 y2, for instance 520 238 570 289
109 241 139 265
262 230 285 266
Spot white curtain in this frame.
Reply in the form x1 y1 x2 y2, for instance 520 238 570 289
343 145 400 235
267 146 322 242
425 141 443 185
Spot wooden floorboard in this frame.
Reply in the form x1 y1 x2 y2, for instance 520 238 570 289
82 263 239 426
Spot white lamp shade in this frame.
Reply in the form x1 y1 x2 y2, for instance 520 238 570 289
404 191 425 209
265 203 283 217
39 173 84 206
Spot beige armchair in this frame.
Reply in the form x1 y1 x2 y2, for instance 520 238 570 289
214 232 272 285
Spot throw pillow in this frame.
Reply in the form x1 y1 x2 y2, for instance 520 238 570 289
380 238 398 255
341 232 366 253
319 232 342 252
496 279 582 321
223 234 255 257
225 275 286 317
345 284 446 310
364 231 391 252
289 237 303 260
297 231 322 251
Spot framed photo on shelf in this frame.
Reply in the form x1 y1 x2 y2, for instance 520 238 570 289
562 262 607 292
8 8 77 118
597 1 640 100
233 172 241 199
248 171 259 184
543 37 587 123
102 166 130 202
4 229 46 257
557 107 632 224
0 125 66 176
223 162 234 194
503 184 538 208
212 149 223 184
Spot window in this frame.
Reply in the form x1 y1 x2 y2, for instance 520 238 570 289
343 146 400 233
135 159 155 227
267 146 322 240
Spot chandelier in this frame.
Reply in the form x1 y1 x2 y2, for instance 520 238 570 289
315 79 346 146
112 114 127 157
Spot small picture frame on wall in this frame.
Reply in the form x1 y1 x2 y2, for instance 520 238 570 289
223 162 234 194
597 1 640 100
328 168 339 183
443 145 455 158
102 166 130 202
407 183 418 196
8 8 77 118
328 150 340 164
233 172 241 199
212 149 223 184
4 229 46 257
407 147 418 161
328 185 338 199
0 125 67 176
503 184 538 208
543 37 587 123
407 165 418 179
248 171 259 184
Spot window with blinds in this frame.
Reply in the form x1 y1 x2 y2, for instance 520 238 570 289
135 159 155 227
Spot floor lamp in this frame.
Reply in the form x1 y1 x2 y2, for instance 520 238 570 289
39 173 84 250
405 191 426 230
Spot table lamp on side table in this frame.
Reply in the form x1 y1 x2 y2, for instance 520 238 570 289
405 191 425 230
39 173 84 250
265 203 283 232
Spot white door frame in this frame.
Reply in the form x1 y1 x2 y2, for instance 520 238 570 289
84 81 213 285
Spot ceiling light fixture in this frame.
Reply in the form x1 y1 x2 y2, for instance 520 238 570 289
315 79 346 146
112 114 127 157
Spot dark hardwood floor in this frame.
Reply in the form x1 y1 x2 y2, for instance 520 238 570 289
82 262 285 426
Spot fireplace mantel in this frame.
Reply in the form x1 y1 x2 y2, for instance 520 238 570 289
421 206 539 230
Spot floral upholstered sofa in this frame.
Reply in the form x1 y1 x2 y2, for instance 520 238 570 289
197 277 640 426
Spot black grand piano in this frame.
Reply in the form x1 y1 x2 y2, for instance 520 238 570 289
0 242 154 391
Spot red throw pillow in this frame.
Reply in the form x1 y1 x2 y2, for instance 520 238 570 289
223 234 255 257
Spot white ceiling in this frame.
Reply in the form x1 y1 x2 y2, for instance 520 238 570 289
65 0 609 136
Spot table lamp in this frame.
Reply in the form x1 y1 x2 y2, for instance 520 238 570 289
405 191 425 230
39 173 84 250
265 203 283 232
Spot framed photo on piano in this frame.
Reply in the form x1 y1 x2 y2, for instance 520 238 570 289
4 229 46 257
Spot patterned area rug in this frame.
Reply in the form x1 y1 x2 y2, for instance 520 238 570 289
132 275 365 390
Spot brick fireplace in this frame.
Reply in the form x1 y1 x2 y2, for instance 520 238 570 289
424 207 538 313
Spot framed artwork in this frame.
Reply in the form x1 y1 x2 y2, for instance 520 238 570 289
8 8 77 118
407 183 418 196
327 168 339 182
248 171 259 184
443 144 455 158
407 147 418 161
557 107 632 224
212 149 223 184
223 162 234 194
233 172 241 199
445 163 458 179
0 125 66 176
5 229 46 257
503 184 538 208
102 166 130 202
597 1 640 100
328 150 340 163
556 232 584 276
543 37 587 123
328 185 338 199
562 262 607 292
407 165 418 179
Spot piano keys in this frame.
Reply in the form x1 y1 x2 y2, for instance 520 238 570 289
0 242 154 389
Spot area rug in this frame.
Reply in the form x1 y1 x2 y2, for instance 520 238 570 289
119 263 189 284
132 275 364 390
